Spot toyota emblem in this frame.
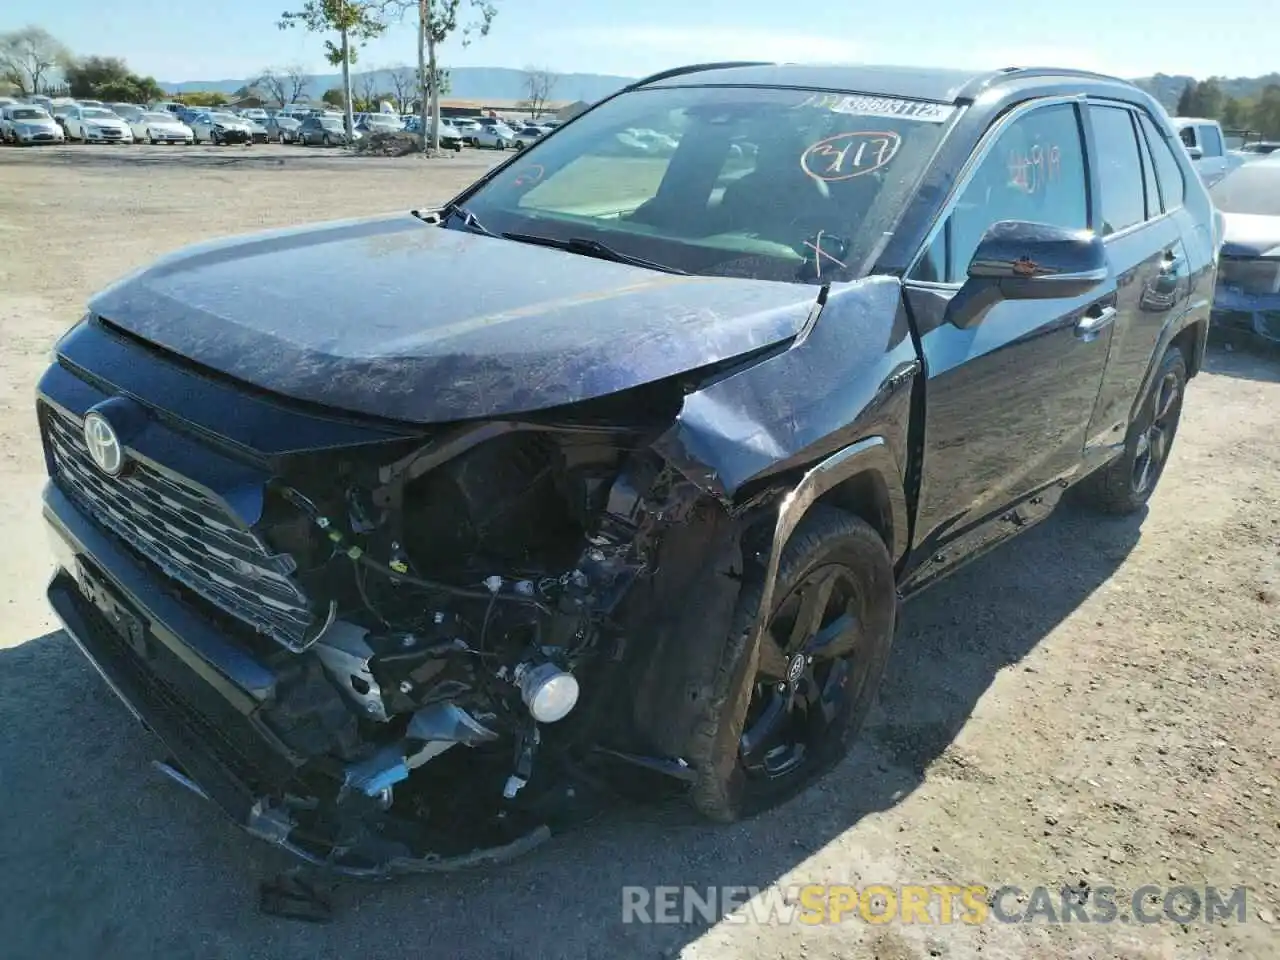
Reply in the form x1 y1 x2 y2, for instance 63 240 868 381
83 411 125 476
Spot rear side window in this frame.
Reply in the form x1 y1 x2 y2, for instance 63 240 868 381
1089 105 1146 235
1136 127 1160 219
1200 125 1224 157
1138 114 1186 211
915 102 1088 283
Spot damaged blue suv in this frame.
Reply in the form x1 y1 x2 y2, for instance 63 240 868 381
39 62 1215 874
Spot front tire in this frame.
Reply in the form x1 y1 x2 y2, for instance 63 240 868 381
1075 347 1187 514
686 506 897 821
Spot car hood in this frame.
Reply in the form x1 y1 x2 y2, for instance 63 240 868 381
16 118 58 128
86 118 127 128
87 214 824 423
1220 212 1280 258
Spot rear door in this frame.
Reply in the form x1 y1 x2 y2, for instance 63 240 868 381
1082 102 1192 450
902 97 1115 585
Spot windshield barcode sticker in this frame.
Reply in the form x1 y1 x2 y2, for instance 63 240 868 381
796 93 956 124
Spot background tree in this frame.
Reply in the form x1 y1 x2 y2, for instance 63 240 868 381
1176 80 1197 116
1254 85 1280 138
322 87 346 108
1194 78 1225 119
1220 96 1246 129
356 69 381 110
280 0 387 142
176 90 229 107
282 62 310 102
519 65 557 119
0 27 71 96
414 64 450 104
63 55 163 103
253 68 288 106
387 63 414 112
386 0 497 154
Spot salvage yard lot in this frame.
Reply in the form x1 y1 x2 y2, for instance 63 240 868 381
0 146 1278 960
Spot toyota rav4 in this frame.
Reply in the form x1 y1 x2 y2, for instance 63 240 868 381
38 62 1215 874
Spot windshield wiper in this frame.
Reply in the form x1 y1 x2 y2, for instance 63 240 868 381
436 201 496 237
501 232 688 275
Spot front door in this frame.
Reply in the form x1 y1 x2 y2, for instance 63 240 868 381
901 99 1114 589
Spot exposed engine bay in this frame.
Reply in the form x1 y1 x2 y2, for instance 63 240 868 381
244 421 749 871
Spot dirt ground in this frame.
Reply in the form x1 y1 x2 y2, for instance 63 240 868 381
0 144 1277 960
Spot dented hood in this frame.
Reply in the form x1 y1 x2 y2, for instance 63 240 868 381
89 214 821 423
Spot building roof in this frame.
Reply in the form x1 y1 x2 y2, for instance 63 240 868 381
639 62 1126 105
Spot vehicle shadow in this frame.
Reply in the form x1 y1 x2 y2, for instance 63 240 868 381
0 502 1143 959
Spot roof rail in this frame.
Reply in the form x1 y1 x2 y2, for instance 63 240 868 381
624 61 775 90
955 65 1124 101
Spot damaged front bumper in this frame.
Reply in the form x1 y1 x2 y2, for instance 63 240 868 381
43 482 550 877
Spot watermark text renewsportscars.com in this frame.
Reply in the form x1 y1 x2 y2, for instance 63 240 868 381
621 884 1250 926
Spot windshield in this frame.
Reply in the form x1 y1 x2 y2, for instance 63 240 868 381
1210 161 1280 216
82 108 115 119
456 85 953 283
211 113 238 123
11 108 46 120
320 118 344 129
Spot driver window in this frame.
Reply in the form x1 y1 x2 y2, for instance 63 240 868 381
915 103 1088 283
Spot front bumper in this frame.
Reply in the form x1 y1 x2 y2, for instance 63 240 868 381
14 129 63 143
43 481 549 875
1212 284 1280 343
214 129 251 144
84 128 132 142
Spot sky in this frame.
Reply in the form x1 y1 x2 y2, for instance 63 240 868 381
4 0 1277 84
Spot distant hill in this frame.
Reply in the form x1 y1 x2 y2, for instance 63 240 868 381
1132 73 1280 111
161 66 635 104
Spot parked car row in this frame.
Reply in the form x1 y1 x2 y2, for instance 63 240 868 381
2 94 562 152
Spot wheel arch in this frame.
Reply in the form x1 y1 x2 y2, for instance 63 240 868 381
1130 306 1207 423
749 437 907 674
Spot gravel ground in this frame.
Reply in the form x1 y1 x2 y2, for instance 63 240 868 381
0 145 1277 960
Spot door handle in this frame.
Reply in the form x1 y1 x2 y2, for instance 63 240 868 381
1075 305 1117 340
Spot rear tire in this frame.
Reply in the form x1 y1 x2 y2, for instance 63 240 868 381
1075 347 1187 515
686 506 897 822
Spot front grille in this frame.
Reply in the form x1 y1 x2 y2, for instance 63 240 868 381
43 405 318 651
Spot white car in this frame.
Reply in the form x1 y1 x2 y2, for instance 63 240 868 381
470 121 517 149
63 106 134 144
130 111 194 144
110 103 145 124
0 104 65 145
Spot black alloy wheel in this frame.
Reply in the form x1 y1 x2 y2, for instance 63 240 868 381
739 563 869 781
1074 346 1187 514
1131 369 1180 497
687 506 897 821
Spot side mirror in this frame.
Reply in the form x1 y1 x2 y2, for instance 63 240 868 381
1186 144 1204 160
951 220 1107 329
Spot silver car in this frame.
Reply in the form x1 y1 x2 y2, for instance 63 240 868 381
1 104 65 145
190 111 255 145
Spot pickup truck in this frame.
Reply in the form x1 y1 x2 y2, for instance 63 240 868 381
1173 115 1242 186
38 62 1215 874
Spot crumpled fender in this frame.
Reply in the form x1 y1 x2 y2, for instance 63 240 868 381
651 275 917 555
